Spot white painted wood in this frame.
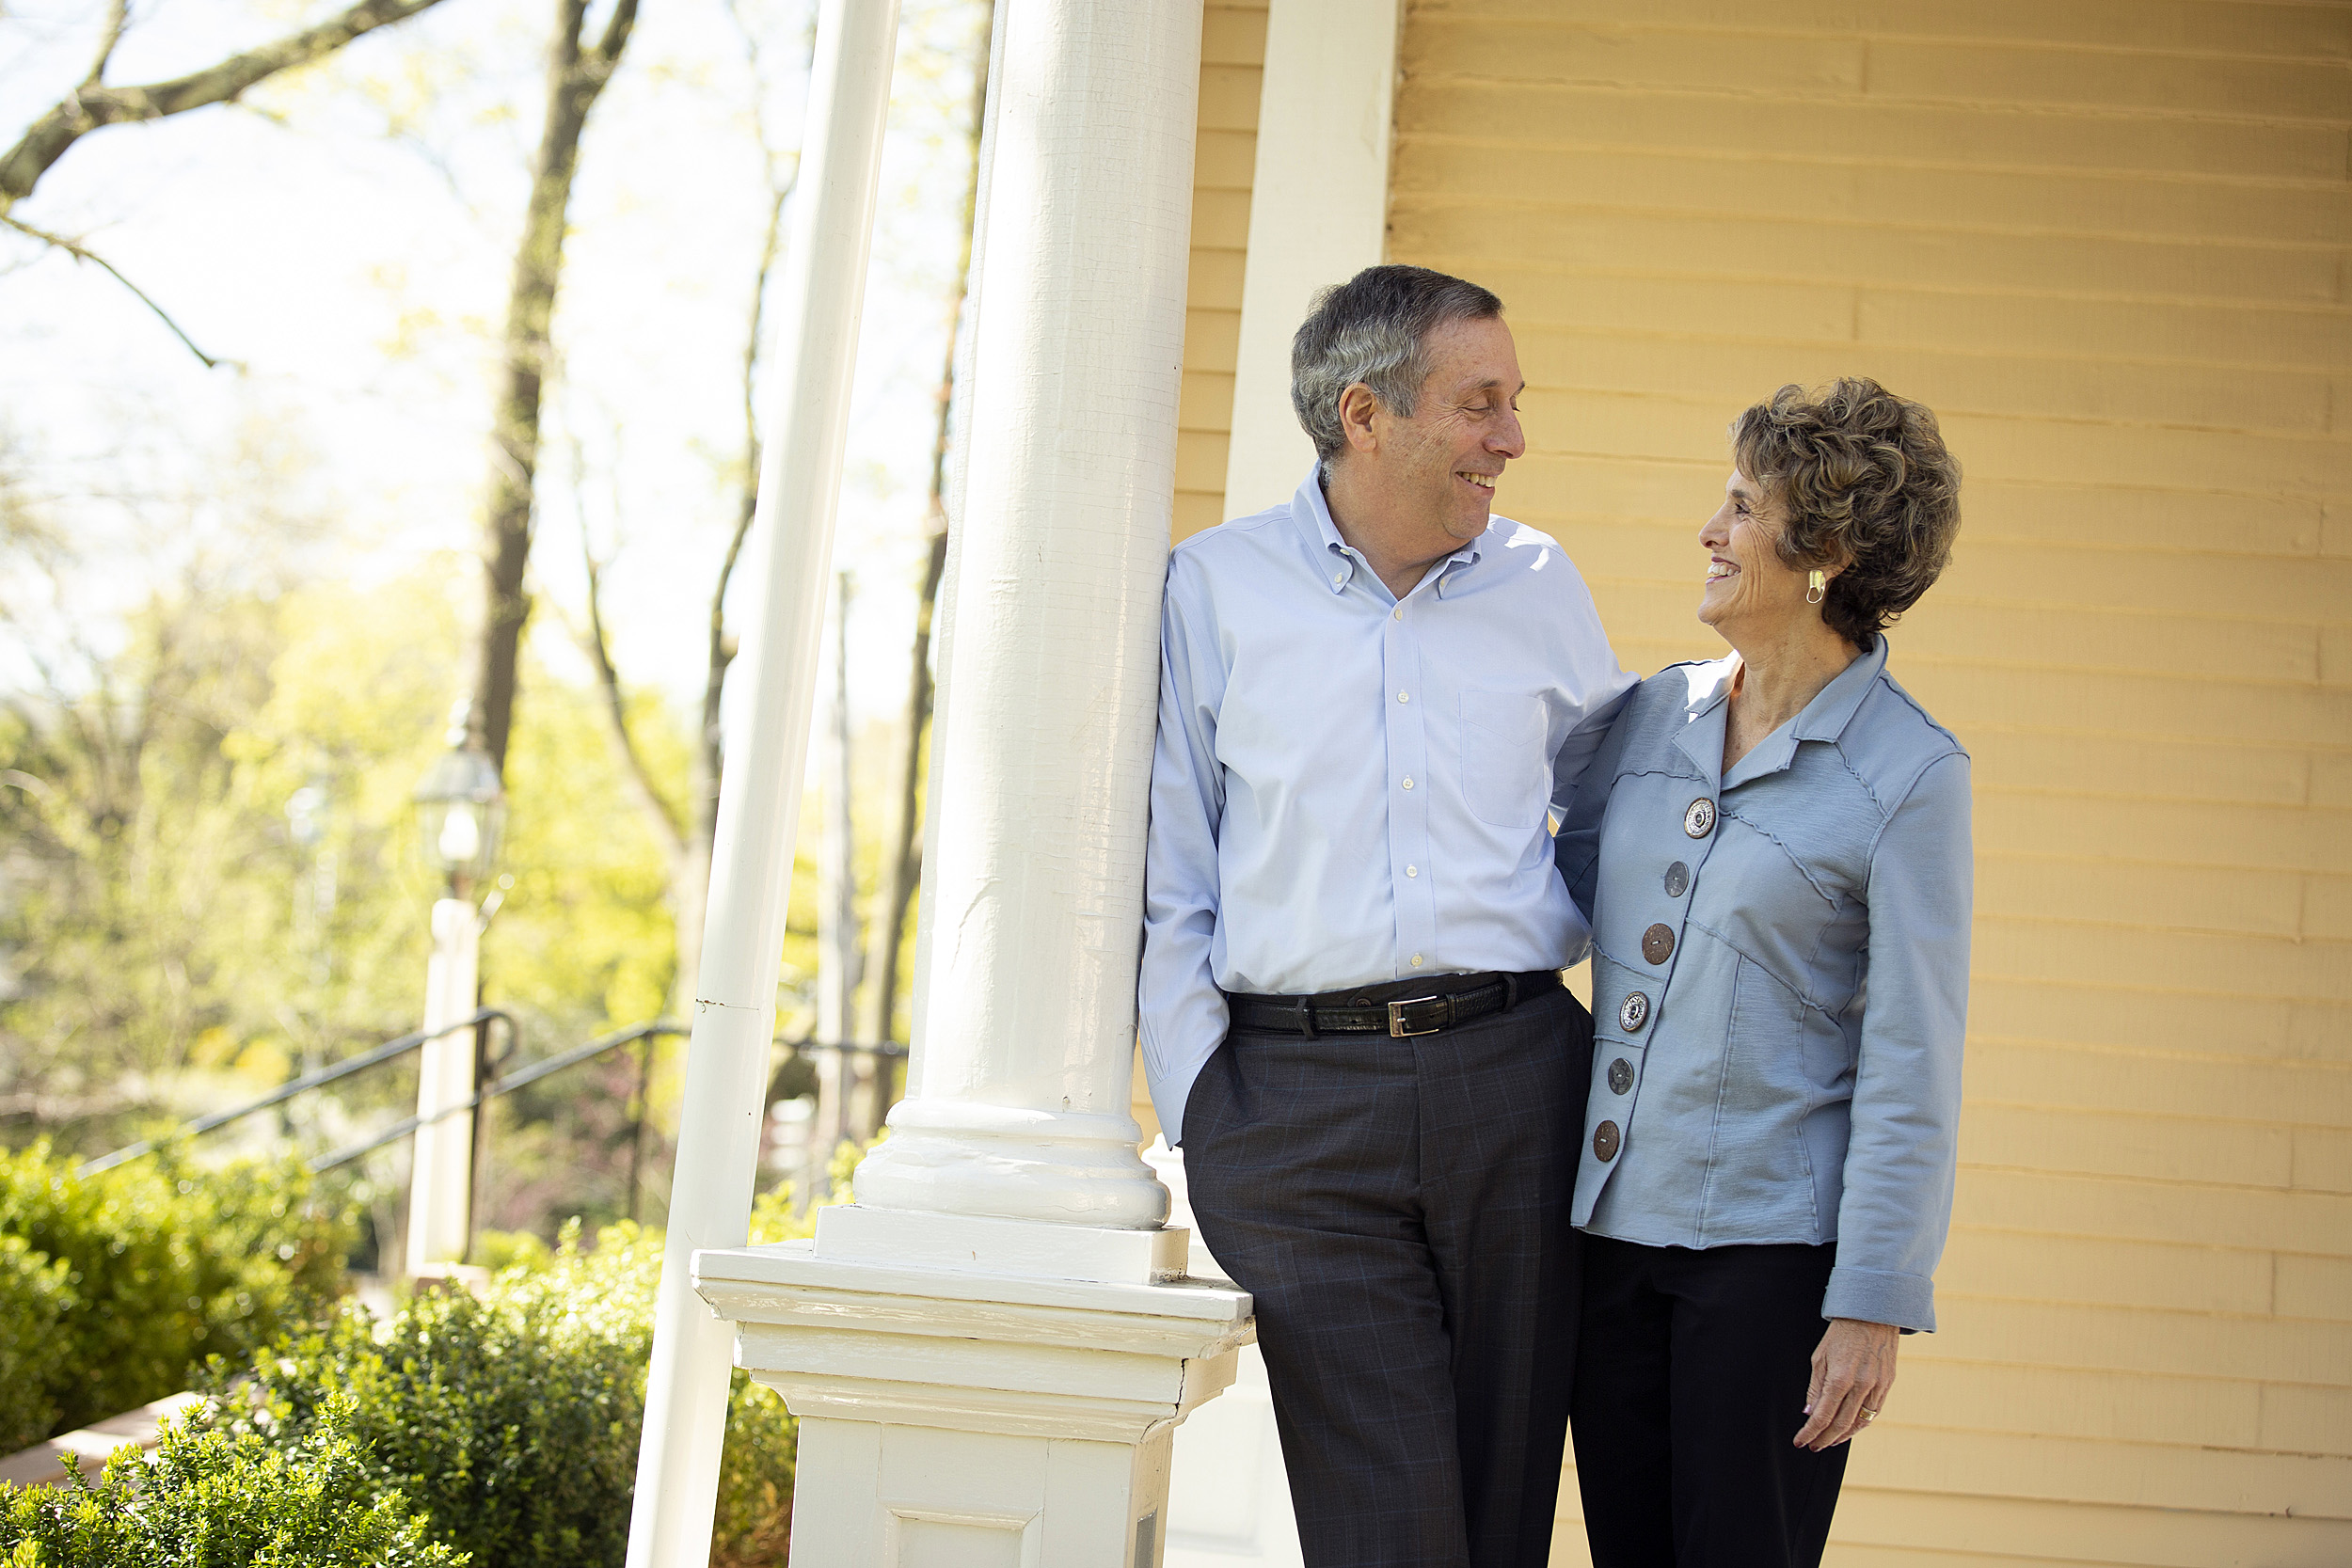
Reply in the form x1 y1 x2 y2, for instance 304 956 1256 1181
405 896 478 1274
623 0 902 1560
816 1204 1191 1283
1220 0 1402 521
848 0 1206 1233
814 570 864 1192
699 1241 1248 1566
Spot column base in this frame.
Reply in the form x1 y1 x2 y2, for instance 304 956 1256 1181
850 1099 1172 1228
816 1203 1192 1283
694 1238 1252 1567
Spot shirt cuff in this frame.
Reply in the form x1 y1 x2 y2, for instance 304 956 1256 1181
1822 1264 1936 1333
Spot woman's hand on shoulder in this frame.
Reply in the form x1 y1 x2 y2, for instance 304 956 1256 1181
1795 1317 1899 1450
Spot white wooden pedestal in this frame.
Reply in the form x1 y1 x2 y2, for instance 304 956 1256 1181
695 1227 1251 1567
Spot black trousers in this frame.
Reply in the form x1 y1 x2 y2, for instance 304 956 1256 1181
1184 983 1593 1568
1571 1235 1849 1568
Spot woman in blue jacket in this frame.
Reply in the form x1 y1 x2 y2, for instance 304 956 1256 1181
1556 378 1969 1568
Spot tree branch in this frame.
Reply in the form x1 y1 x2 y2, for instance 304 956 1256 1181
85 0 133 87
1 214 230 370
1 0 452 209
578 511 686 863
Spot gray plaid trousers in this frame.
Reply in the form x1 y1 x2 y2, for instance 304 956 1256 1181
1183 985 1594 1568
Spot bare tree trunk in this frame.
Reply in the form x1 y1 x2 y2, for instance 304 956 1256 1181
469 0 638 775
858 0 992 1066
574 8 807 1014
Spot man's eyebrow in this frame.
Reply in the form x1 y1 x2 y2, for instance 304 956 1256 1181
1456 376 1526 399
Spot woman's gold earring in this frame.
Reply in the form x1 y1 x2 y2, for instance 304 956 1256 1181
1806 569 1826 606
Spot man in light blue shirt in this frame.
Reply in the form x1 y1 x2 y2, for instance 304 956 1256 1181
1142 266 1633 1568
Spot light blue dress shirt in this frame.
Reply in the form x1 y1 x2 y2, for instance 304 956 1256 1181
1139 467 1635 1143
1555 642 1972 1331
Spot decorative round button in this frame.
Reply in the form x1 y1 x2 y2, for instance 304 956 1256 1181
1618 991 1650 1032
1642 923 1676 965
1664 861 1690 897
1593 1120 1621 1162
1684 799 1716 838
1402 777 1415 791
1608 1057 1633 1095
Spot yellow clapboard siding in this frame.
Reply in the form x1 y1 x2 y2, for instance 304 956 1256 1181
1961 1102 2295 1189
1967 980 2351 1065
1200 5 1264 67
1921 1297 2352 1386
1174 430 1228 495
1183 308 1240 373
1178 370 1236 433
1196 62 1261 133
1396 139 2352 248
1510 324 2338 434
1512 465 2334 558
1407 0 2352 60
1194 128 1255 189
2265 1384 2352 1456
1938 1227 2274 1315
1407 17 1870 95
1863 38 2352 122
1380 2 2349 1555
1952 1167 2352 1258
1189 187 1250 251
1845 1426 2352 1519
2279 1254 2352 1323
1856 290 2352 375
1967 1041 2352 1130
1394 79 2352 182
1892 1355 2265 1449
1830 1487 2352 1566
1397 202 2346 307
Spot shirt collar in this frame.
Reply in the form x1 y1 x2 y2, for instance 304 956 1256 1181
1693 640 1890 790
1292 463 1487 597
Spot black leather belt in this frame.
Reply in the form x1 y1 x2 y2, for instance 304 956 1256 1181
1225 969 1562 1039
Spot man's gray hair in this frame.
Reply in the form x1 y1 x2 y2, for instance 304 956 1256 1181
1291 265 1504 464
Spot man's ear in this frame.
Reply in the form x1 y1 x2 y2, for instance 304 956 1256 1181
1339 382 1380 453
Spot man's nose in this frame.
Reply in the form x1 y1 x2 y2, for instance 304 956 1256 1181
1491 409 1527 460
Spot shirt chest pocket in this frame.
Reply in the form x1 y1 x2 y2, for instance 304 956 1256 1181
1459 689 1548 829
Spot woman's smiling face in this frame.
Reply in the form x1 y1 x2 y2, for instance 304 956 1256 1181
1698 469 1814 639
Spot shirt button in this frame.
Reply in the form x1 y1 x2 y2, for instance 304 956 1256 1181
1643 923 1677 965
1410 954 1424 968
1393 607 1404 620
1396 690 1409 703
1402 776 1414 790
1593 1120 1622 1162
1332 571 1344 585
1406 864 1419 878
1664 861 1690 898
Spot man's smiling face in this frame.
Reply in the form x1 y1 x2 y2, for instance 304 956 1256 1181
1375 314 1528 556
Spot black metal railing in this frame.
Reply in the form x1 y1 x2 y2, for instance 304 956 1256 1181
78 1017 913 1250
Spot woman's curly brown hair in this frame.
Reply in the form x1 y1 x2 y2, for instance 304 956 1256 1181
1731 378 1962 652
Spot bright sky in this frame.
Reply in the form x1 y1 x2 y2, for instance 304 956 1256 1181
0 0 984 731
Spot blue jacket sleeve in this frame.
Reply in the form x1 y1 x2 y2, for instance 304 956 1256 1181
1822 750 1973 1332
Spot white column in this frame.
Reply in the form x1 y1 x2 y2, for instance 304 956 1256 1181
837 0 1205 1248
404 896 478 1275
813 569 864 1193
1219 0 1401 518
624 0 900 1561
693 5 1252 1564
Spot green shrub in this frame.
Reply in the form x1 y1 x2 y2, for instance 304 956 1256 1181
0 1144 355 1436
0 1236 70 1452
0 1397 461 1567
205 1218 797 1567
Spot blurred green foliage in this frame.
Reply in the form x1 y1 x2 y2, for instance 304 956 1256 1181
0 1396 461 1567
0 1144 354 1439
203 1209 818 1568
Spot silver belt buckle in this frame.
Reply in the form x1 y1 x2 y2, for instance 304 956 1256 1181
1388 995 1443 1037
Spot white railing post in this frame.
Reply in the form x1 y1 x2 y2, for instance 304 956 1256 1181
623 0 901 1561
